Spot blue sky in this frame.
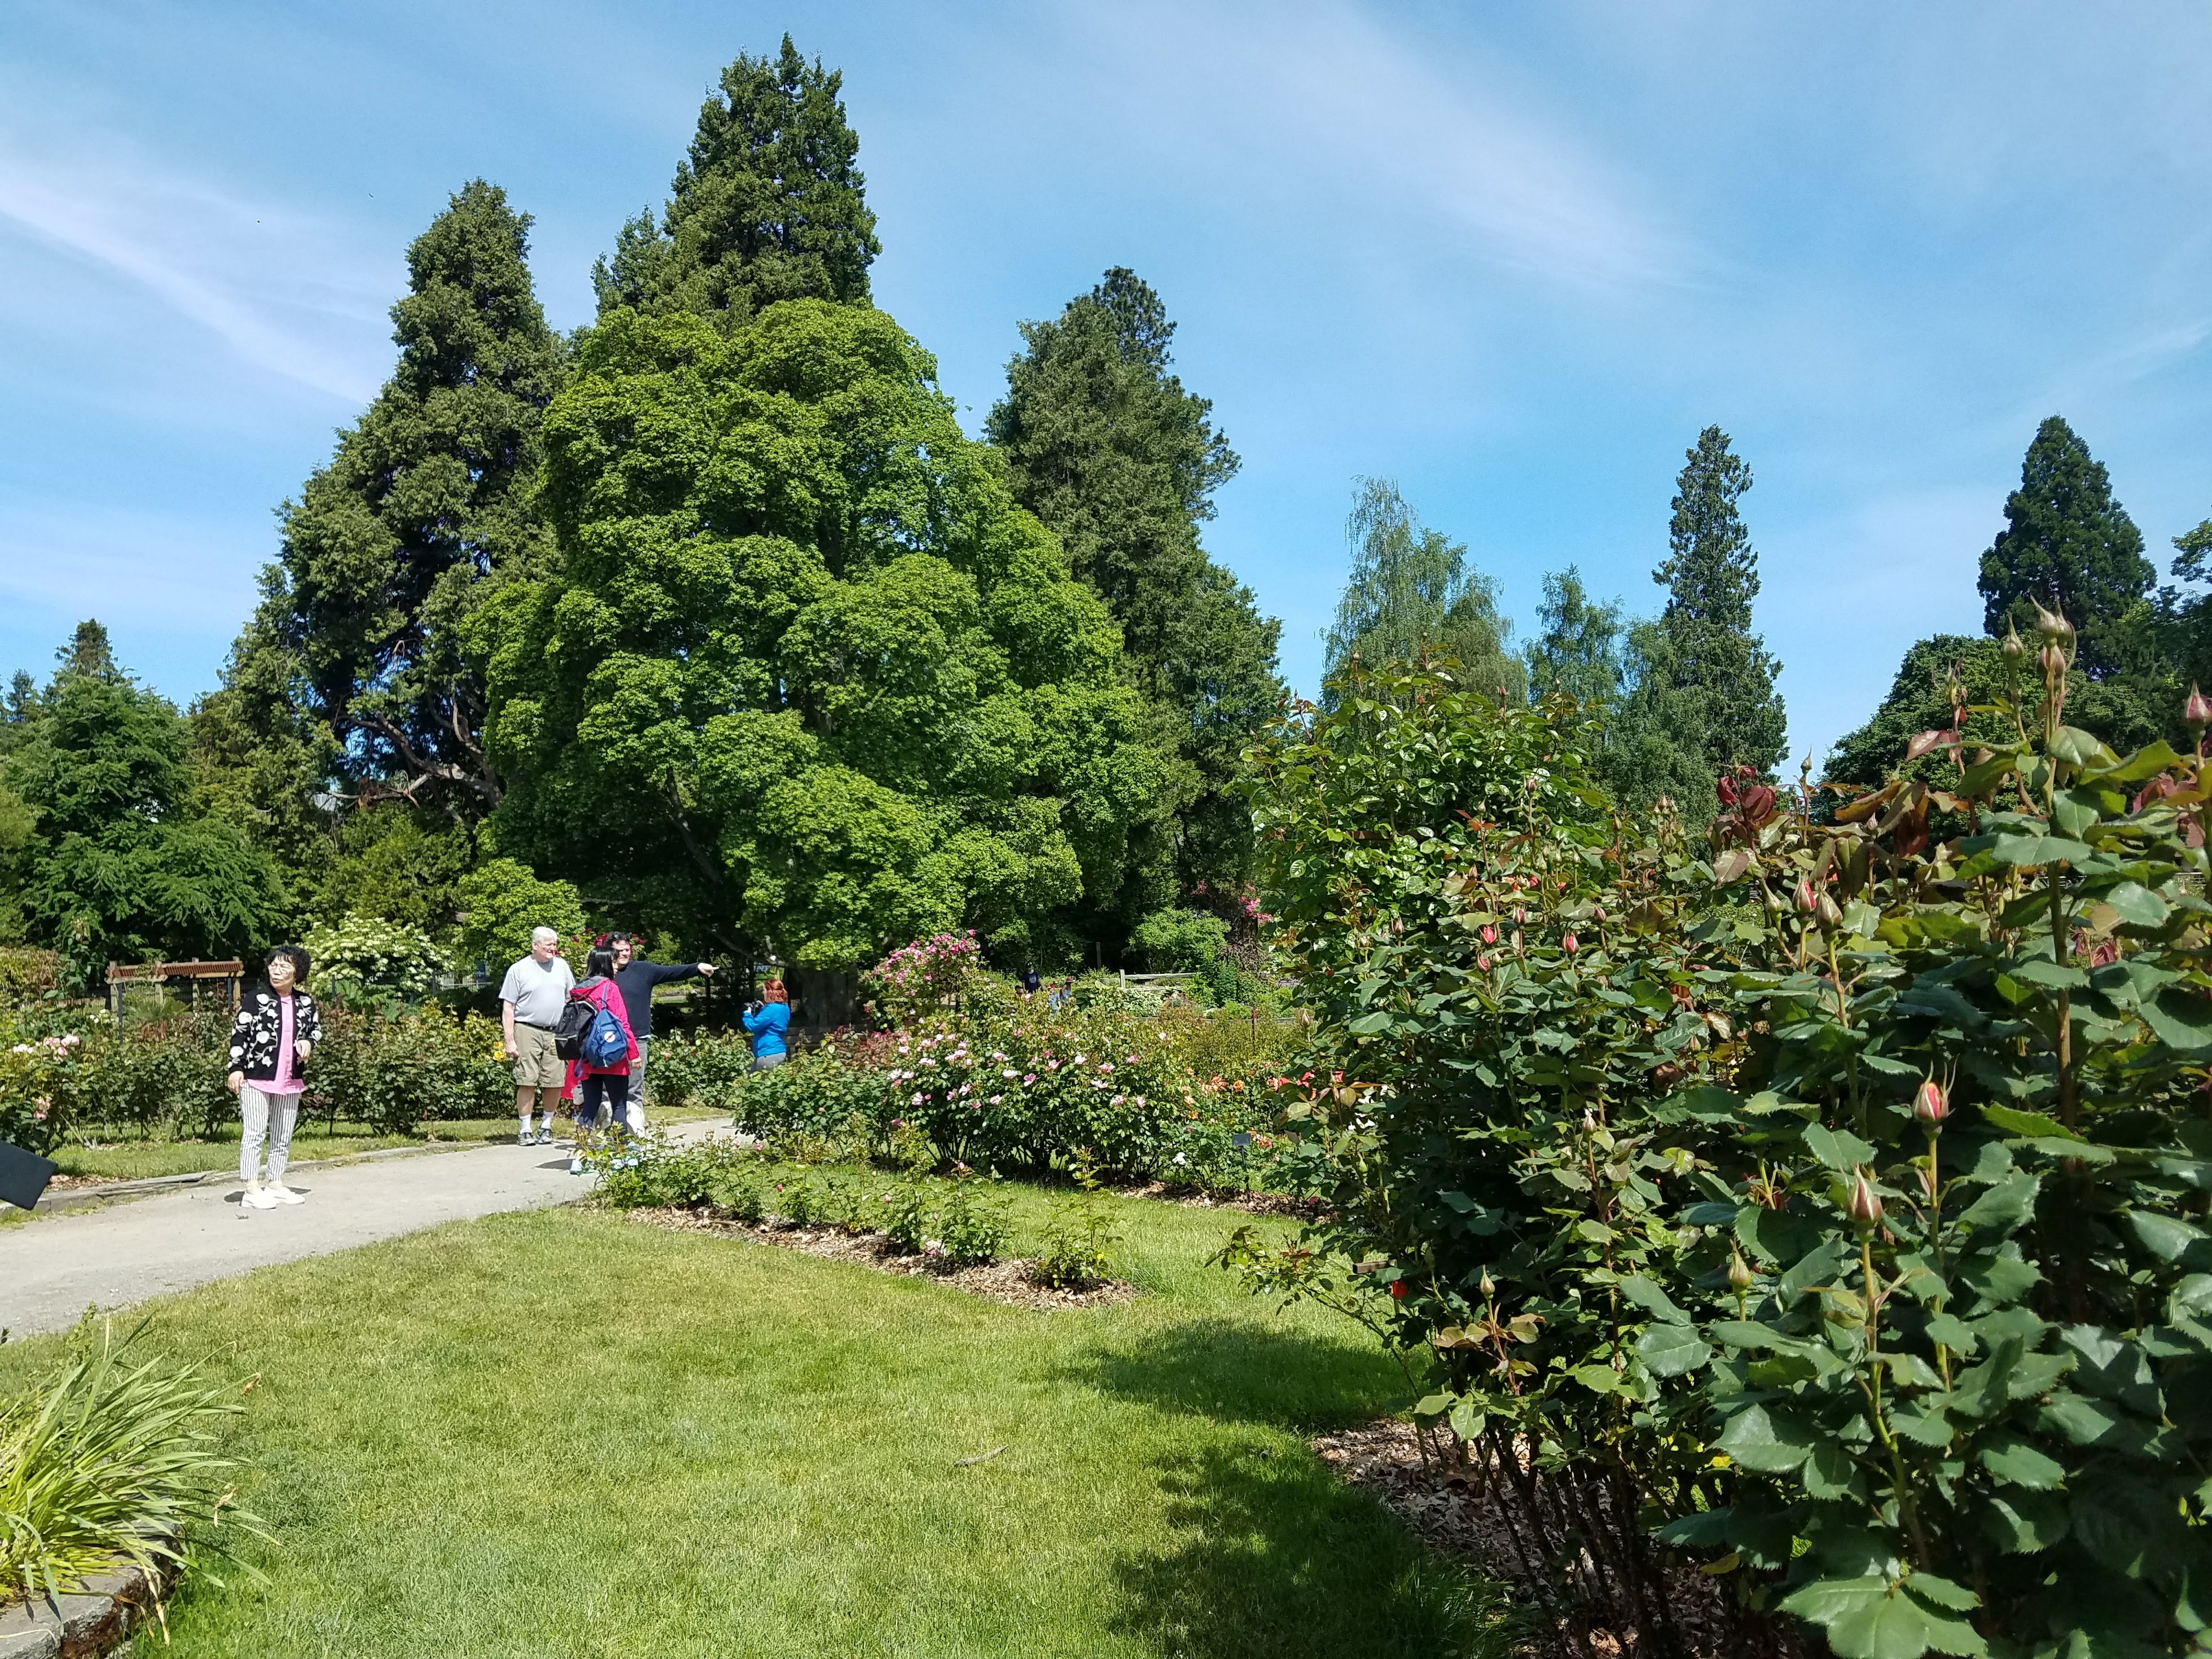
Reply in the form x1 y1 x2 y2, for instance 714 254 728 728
3 1 2209 769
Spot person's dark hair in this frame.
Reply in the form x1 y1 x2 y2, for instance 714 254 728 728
761 978 788 1004
268 944 310 985
585 947 616 979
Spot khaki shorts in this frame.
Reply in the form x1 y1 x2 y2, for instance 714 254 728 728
511 1023 563 1090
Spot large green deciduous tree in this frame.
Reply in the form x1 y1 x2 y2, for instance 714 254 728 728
4 624 286 983
481 300 1175 996
1605 426 1786 816
592 37 878 328
986 267 1281 894
1979 415 2154 679
214 180 561 838
1322 478 1523 702
1522 566 1624 710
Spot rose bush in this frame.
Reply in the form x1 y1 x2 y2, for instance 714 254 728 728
1231 645 2212 1659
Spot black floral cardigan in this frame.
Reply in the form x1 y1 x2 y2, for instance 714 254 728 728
227 987 323 1085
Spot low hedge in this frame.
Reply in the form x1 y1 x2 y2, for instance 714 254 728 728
2 1000 512 1150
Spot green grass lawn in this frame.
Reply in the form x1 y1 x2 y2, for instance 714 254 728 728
1 1184 1505 1658
53 1107 726 1183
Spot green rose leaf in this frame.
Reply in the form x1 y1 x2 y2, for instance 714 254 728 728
1635 1322 1712 1378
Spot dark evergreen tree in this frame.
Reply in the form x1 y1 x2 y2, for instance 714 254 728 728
1522 566 1624 709
1322 478 1522 702
1978 415 2154 679
987 267 1282 894
592 37 878 326
3 624 285 981
1603 427 1787 818
213 180 560 871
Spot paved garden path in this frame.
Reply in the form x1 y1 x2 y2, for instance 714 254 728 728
0 1119 735 1339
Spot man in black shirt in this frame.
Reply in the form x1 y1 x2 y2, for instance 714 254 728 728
608 935 715 1131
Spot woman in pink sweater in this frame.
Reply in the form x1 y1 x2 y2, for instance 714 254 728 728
561 945 638 1173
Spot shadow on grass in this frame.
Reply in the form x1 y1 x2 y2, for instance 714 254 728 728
1077 1317 1417 1431
1075 1322 1515 1659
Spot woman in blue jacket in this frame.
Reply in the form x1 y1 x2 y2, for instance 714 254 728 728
742 978 791 1071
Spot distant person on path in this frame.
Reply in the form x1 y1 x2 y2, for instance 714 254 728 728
500 927 575 1146
607 934 714 1133
562 946 639 1174
1020 964 1041 995
226 945 321 1210
742 978 791 1071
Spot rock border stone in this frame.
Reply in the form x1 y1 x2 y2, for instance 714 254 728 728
0 1560 154 1659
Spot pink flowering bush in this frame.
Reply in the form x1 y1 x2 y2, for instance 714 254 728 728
0 1028 88 1153
863 932 988 1029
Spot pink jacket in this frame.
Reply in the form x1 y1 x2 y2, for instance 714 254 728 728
561 976 639 1099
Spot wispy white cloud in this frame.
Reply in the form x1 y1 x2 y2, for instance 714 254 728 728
1049 0 1697 295
0 138 388 403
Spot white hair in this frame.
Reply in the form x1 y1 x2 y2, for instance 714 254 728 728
531 926 560 946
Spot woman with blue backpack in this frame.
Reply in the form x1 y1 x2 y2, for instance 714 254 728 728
558 946 639 1175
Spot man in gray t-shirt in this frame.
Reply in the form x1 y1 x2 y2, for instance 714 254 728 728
500 927 576 1146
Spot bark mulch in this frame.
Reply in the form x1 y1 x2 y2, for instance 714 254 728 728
622 1205 1138 1312
1312 1419 1791 1659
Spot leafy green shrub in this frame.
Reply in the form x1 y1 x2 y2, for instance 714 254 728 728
306 1006 511 1133
0 1318 262 1606
774 1175 830 1227
301 913 448 1001
935 1177 1009 1267
1235 650 2212 1658
642 1029 754 1114
1130 907 1230 974
882 1181 931 1254
1031 1159 1120 1289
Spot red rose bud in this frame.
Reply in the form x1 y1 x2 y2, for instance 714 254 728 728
2187 685 2212 730
1481 924 1498 945
1847 1169 1884 1230
1476 955 1493 972
2039 644 2066 679
1912 1077 1949 1126
1389 1278 1408 1300
1562 933 1579 953
1797 878 1818 912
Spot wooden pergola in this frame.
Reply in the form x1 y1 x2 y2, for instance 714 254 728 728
105 960 246 1018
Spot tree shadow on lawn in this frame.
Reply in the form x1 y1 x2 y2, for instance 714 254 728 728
1073 1322 1513 1659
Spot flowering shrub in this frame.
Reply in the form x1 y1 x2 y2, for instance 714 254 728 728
724 991 1302 1183
863 932 986 1029
0 1030 86 1153
1234 647 2212 1659
301 913 448 1002
7 1000 511 1146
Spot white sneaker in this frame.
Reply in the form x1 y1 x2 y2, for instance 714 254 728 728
242 1182 280 1210
268 1184 306 1205
569 1155 585 1175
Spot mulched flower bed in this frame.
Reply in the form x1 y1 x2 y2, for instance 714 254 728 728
1313 1419 1791 1659
622 1206 1138 1312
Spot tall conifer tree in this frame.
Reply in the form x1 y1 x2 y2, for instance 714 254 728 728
592 37 878 326
212 180 561 850
1979 415 2154 678
1604 427 1786 817
988 268 1282 893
